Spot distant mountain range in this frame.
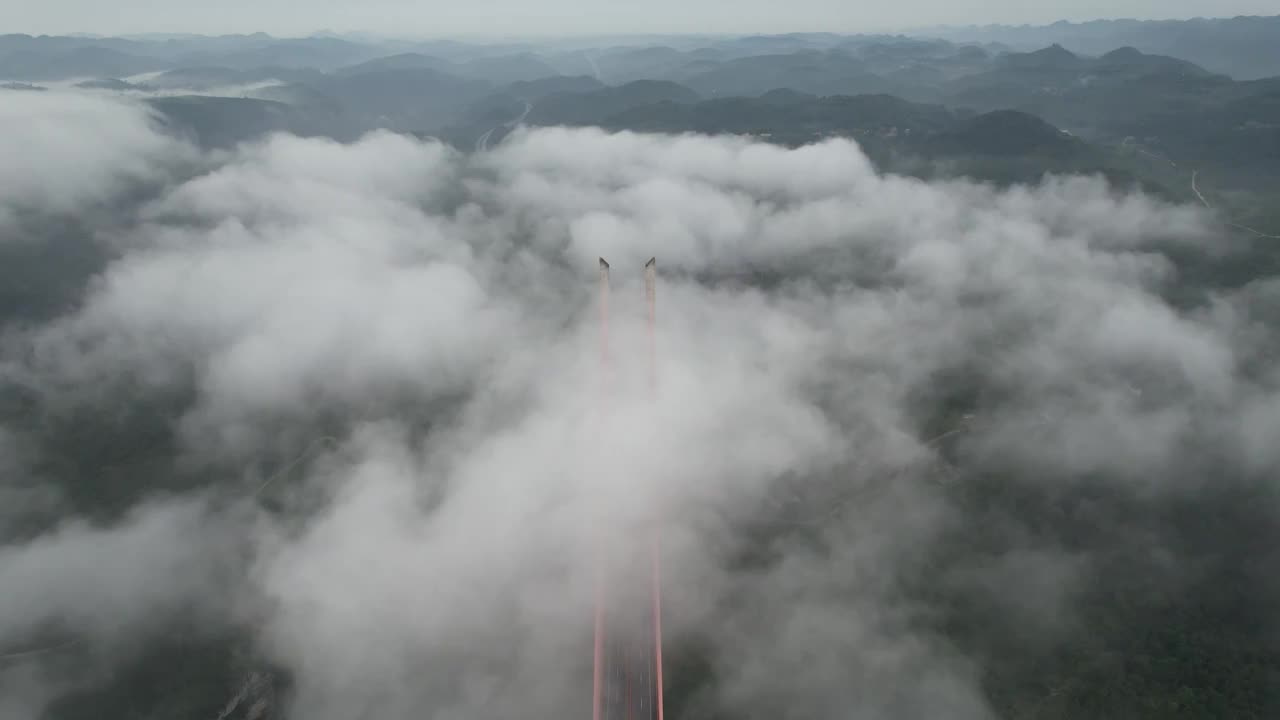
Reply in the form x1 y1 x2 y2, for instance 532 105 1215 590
3 18 1277 230
5 15 1280 81
920 15 1280 80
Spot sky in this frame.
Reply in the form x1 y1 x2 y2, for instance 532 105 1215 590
3 0 1277 37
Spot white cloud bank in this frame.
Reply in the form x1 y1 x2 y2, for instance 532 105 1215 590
1 92 1275 719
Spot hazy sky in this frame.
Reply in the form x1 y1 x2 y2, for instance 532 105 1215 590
5 0 1277 37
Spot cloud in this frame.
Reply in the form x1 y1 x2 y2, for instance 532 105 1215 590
0 92 192 236
0 496 238 648
2 91 1275 718
0 491 249 720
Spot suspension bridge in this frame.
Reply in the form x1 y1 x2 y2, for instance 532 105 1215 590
592 257 665 720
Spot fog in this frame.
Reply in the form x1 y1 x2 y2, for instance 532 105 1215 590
9 0 1280 38
1 91 1276 719
0 94 192 235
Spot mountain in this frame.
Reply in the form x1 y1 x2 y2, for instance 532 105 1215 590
0 33 382 81
144 65 325 90
337 51 562 86
246 81 342 111
0 44 159 81
946 42 1205 103
179 37 381 70
923 15 1280 80
525 80 701 126
503 75 605 101
944 45 1236 131
1 29 1268 216
526 92 1175 196
758 87 818 104
578 46 721 84
578 40 1000 104
1094 46 1216 78
145 95 340 148
597 92 957 138
3 29 1258 205
931 43 1278 194
671 50 899 99
334 52 449 76
923 109 1079 156
451 75 604 133
74 78 143 90
308 68 493 133
996 42 1085 71
453 52 562 85
710 32 849 58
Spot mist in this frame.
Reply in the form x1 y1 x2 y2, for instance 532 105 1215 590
1 90 1277 719
9 0 1280 38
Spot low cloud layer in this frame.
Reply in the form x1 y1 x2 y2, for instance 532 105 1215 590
1 91 1276 719
0 93 193 235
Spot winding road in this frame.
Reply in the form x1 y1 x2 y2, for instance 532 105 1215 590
475 100 533 153
1192 169 1280 239
1122 138 1279 239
